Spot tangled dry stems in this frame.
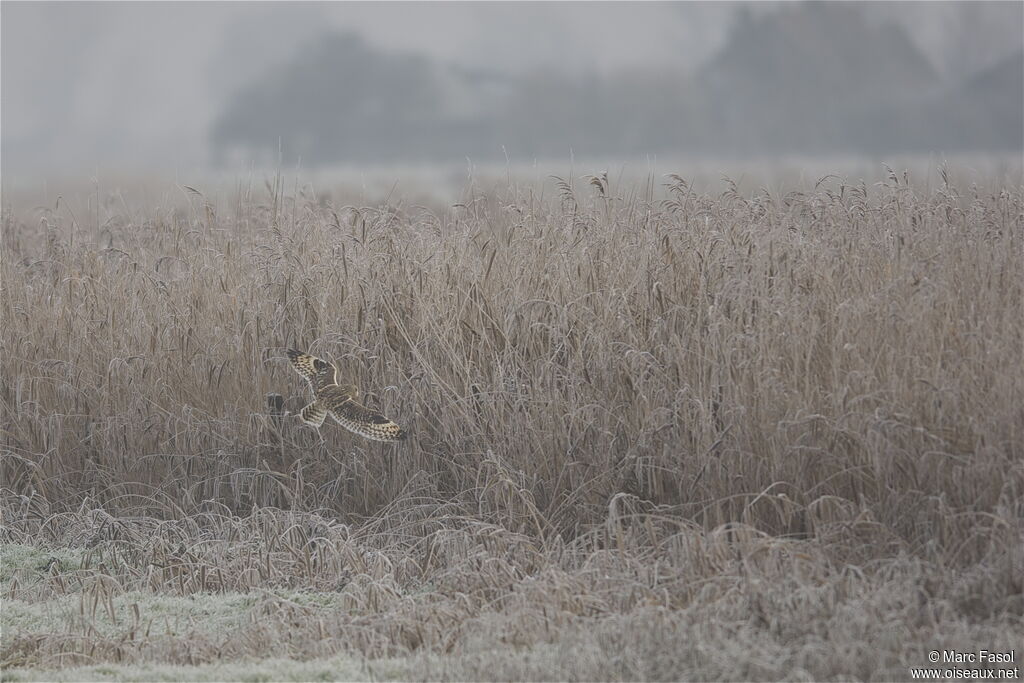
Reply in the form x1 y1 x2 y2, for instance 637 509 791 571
1 169 1022 679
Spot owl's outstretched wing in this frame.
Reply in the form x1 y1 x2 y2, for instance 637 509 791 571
327 397 406 443
287 349 337 391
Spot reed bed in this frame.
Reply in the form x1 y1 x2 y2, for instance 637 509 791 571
1 169 1022 680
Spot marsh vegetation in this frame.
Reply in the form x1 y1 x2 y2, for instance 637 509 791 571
2 168 1022 680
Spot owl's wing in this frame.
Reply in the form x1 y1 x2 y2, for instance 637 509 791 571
327 397 406 442
287 349 336 391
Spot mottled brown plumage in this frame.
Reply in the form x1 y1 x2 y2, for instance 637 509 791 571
287 349 406 442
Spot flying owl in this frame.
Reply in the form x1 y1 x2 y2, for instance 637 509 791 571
286 348 406 442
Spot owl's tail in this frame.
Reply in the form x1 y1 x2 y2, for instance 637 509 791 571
299 401 328 427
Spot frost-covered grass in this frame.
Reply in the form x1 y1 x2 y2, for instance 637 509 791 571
2 507 1021 681
1 655 403 682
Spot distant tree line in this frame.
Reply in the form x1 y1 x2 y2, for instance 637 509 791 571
211 3 1023 164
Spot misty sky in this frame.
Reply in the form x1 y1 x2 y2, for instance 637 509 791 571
2 1 1021 179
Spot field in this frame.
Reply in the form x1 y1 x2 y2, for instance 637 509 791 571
2 167 1022 681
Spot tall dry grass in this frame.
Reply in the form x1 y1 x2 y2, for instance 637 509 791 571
1 168 1022 678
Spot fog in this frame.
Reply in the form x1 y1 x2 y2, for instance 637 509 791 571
2 1 1022 182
